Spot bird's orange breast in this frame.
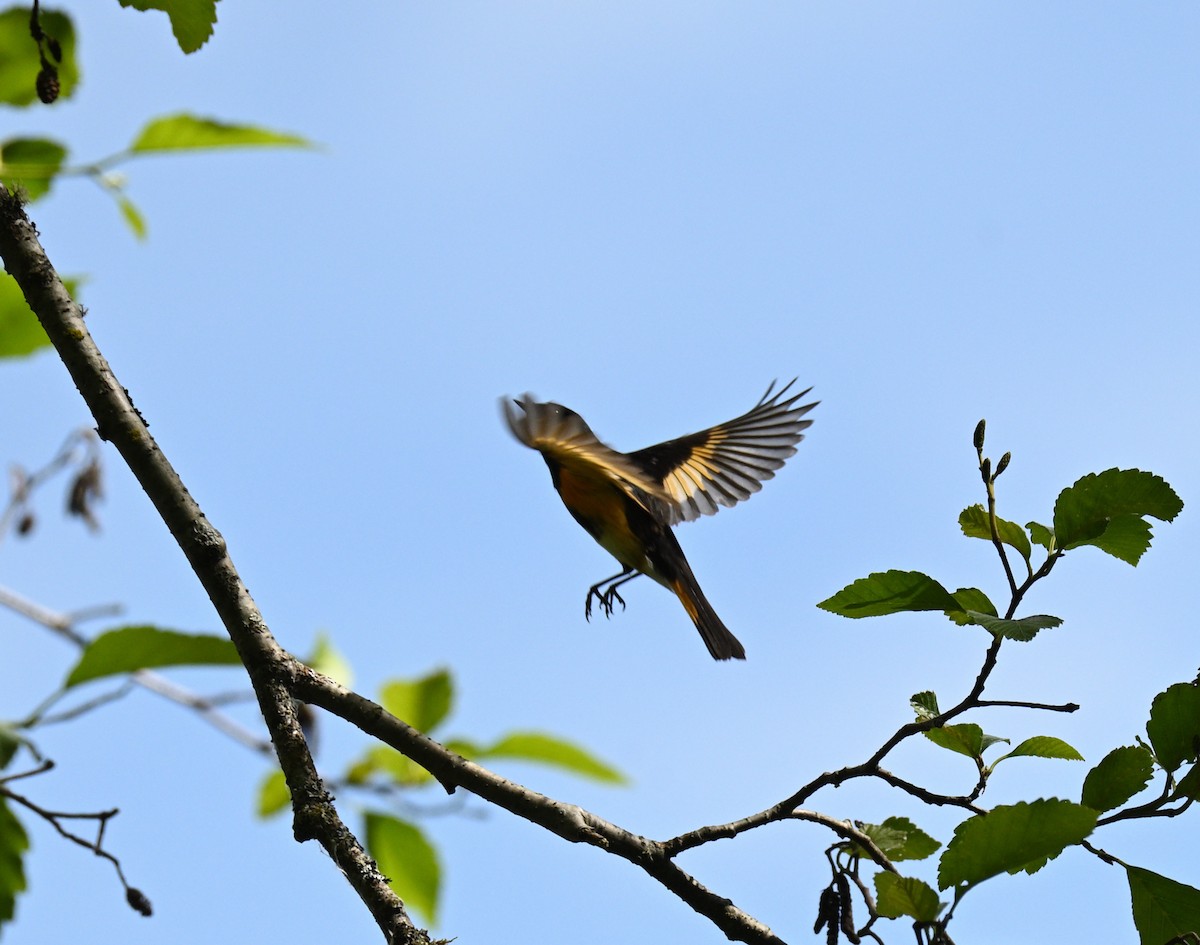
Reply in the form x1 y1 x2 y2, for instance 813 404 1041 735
554 463 656 577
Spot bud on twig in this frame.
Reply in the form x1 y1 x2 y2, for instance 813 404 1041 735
980 457 991 484
973 419 986 451
994 451 1011 478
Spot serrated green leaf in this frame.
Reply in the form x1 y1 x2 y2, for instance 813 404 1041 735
0 9 79 106
0 797 29 927
304 633 354 688
364 813 440 924
130 114 313 153
1172 764 1200 803
1146 683 1200 772
64 625 241 687
117 0 217 53
998 736 1085 764
1027 521 1054 552
925 723 984 758
859 817 941 862
911 691 940 721
478 732 626 784
255 769 291 819
1081 745 1155 812
979 733 1010 753
938 799 1097 890
958 504 1032 563
818 570 960 619
964 611 1063 642
1053 469 1182 565
1 138 67 200
1127 865 1200 945
379 669 453 734
874 873 944 922
946 587 997 625
1082 513 1153 565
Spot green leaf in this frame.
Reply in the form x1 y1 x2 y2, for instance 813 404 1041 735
1 138 67 201
911 691 940 721
1172 764 1200 803
964 611 1063 642
1127 865 1200 945
0 9 80 106
1146 682 1200 772
304 633 354 688
379 669 454 734
345 744 434 788
130 114 313 153
0 798 29 927
818 570 960 619
937 799 1097 890
1053 469 1183 565
858 817 941 862
958 504 1032 563
874 873 944 922
475 732 626 784
364 813 440 924
116 193 148 240
0 727 19 769
0 273 84 359
1027 521 1054 552
117 0 217 54
945 587 998 625
1081 745 1155 812
255 769 291 819
64 625 241 687
925 723 985 758
996 736 1084 764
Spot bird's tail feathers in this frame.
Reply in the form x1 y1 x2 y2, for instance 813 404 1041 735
670 568 746 661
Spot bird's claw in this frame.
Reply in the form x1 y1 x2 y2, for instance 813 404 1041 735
585 585 626 621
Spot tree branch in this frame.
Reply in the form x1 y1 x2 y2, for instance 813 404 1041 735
0 190 429 945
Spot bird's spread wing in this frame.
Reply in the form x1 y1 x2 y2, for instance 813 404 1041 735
502 395 671 512
626 380 818 524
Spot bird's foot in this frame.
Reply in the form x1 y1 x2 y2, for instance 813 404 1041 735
585 584 626 621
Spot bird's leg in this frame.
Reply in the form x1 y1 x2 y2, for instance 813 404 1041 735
585 568 640 620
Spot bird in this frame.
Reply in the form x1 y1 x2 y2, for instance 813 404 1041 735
501 380 817 660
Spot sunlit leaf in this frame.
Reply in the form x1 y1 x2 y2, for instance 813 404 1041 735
818 570 960 618
1 138 67 200
1053 469 1182 565
1127 865 1200 945
1146 683 1200 772
958 504 1032 563
924 723 984 758
938 799 1096 890
874 873 943 922
0 798 29 927
64 625 240 687
857 817 941 862
255 769 291 819
995 736 1084 764
379 669 453 733
116 0 217 54
1081 745 1154 812
304 633 354 688
365 813 440 924
964 611 1062 642
130 114 313 153
476 732 626 784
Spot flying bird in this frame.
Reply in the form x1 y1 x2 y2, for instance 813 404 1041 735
502 380 817 660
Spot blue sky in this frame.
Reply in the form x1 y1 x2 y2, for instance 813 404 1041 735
2 3 1198 944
